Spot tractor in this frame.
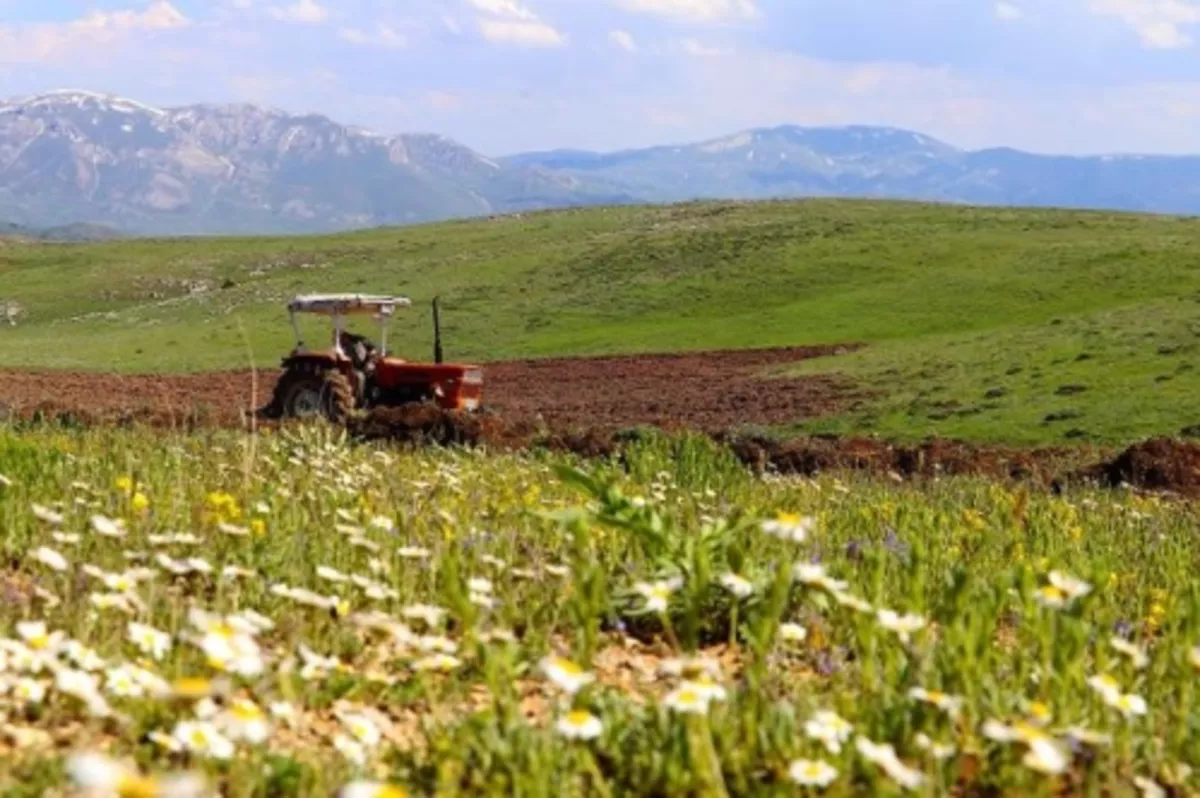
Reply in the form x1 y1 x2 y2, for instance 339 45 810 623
259 293 483 423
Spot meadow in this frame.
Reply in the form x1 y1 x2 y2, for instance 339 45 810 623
0 422 1195 796
3 198 1200 445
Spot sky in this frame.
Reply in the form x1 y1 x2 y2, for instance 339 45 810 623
2 0 1200 156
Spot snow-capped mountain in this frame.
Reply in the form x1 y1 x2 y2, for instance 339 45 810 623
0 90 629 235
505 124 1200 215
7 90 1200 236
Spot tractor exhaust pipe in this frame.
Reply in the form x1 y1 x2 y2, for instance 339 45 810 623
432 296 444 364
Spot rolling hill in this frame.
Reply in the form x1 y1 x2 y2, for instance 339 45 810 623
1 198 1199 445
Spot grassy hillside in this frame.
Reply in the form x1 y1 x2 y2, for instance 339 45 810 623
2 198 1199 444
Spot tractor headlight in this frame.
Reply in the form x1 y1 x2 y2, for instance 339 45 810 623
463 368 483 385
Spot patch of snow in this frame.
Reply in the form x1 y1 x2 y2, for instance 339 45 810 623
698 131 753 153
14 89 166 117
280 126 301 152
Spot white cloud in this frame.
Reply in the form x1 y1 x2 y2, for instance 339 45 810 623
613 0 760 23
477 18 567 47
680 37 731 56
1089 0 1200 49
340 25 407 49
469 0 567 47
468 0 539 21
994 1 1024 21
0 1 190 63
609 29 638 51
77 0 190 31
268 0 328 25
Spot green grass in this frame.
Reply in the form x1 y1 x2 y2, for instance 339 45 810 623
3 198 1200 445
0 423 1196 796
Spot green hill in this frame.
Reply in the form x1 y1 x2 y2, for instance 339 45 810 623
2 198 1199 445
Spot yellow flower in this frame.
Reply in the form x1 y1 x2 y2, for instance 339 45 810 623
114 476 134 494
131 493 150 514
250 519 266 536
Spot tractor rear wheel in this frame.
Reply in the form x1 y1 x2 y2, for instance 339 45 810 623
273 367 355 424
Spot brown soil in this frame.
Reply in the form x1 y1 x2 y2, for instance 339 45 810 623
2 346 1200 499
1072 437 1200 497
0 344 866 433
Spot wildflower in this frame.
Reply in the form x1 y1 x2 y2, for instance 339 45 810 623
32 546 69 571
659 655 722 681
555 709 603 740
540 655 595 694
913 733 955 760
339 782 409 798
401 604 448 628
128 622 172 660
1102 690 1148 718
830 589 873 613
855 737 925 790
779 622 807 643
131 493 151 514
51 532 81 546
90 514 127 538
16 620 63 654
106 664 148 698
317 565 350 583
718 573 753 598
792 563 849 593
333 734 368 765
634 577 682 613
412 654 462 672
1110 636 1149 669
172 720 235 759
64 641 107 672
788 759 838 788
761 512 814 542
1025 700 1053 725
805 710 853 754
1087 673 1122 702
12 678 47 705
876 609 926 643
339 712 382 747
398 546 431 559
1049 571 1091 600
217 698 271 744
664 682 714 714
1134 776 1167 798
66 751 206 798
907 687 963 718
31 503 64 525
1022 736 1070 775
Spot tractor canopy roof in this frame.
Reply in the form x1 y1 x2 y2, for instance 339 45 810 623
287 293 412 317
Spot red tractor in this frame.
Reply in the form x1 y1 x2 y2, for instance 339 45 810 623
260 293 483 423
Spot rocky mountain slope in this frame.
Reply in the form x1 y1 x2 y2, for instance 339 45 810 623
6 90 1200 236
0 90 631 235
506 125 1200 215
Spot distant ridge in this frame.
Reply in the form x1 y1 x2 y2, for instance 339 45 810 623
5 89 1200 236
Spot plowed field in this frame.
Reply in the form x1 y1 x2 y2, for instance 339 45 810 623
0 344 866 432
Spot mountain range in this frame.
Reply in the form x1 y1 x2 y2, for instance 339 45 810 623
4 89 1200 236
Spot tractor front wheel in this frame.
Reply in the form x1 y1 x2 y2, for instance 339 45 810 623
273 368 355 424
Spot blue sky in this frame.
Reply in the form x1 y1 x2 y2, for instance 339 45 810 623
3 0 1200 156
